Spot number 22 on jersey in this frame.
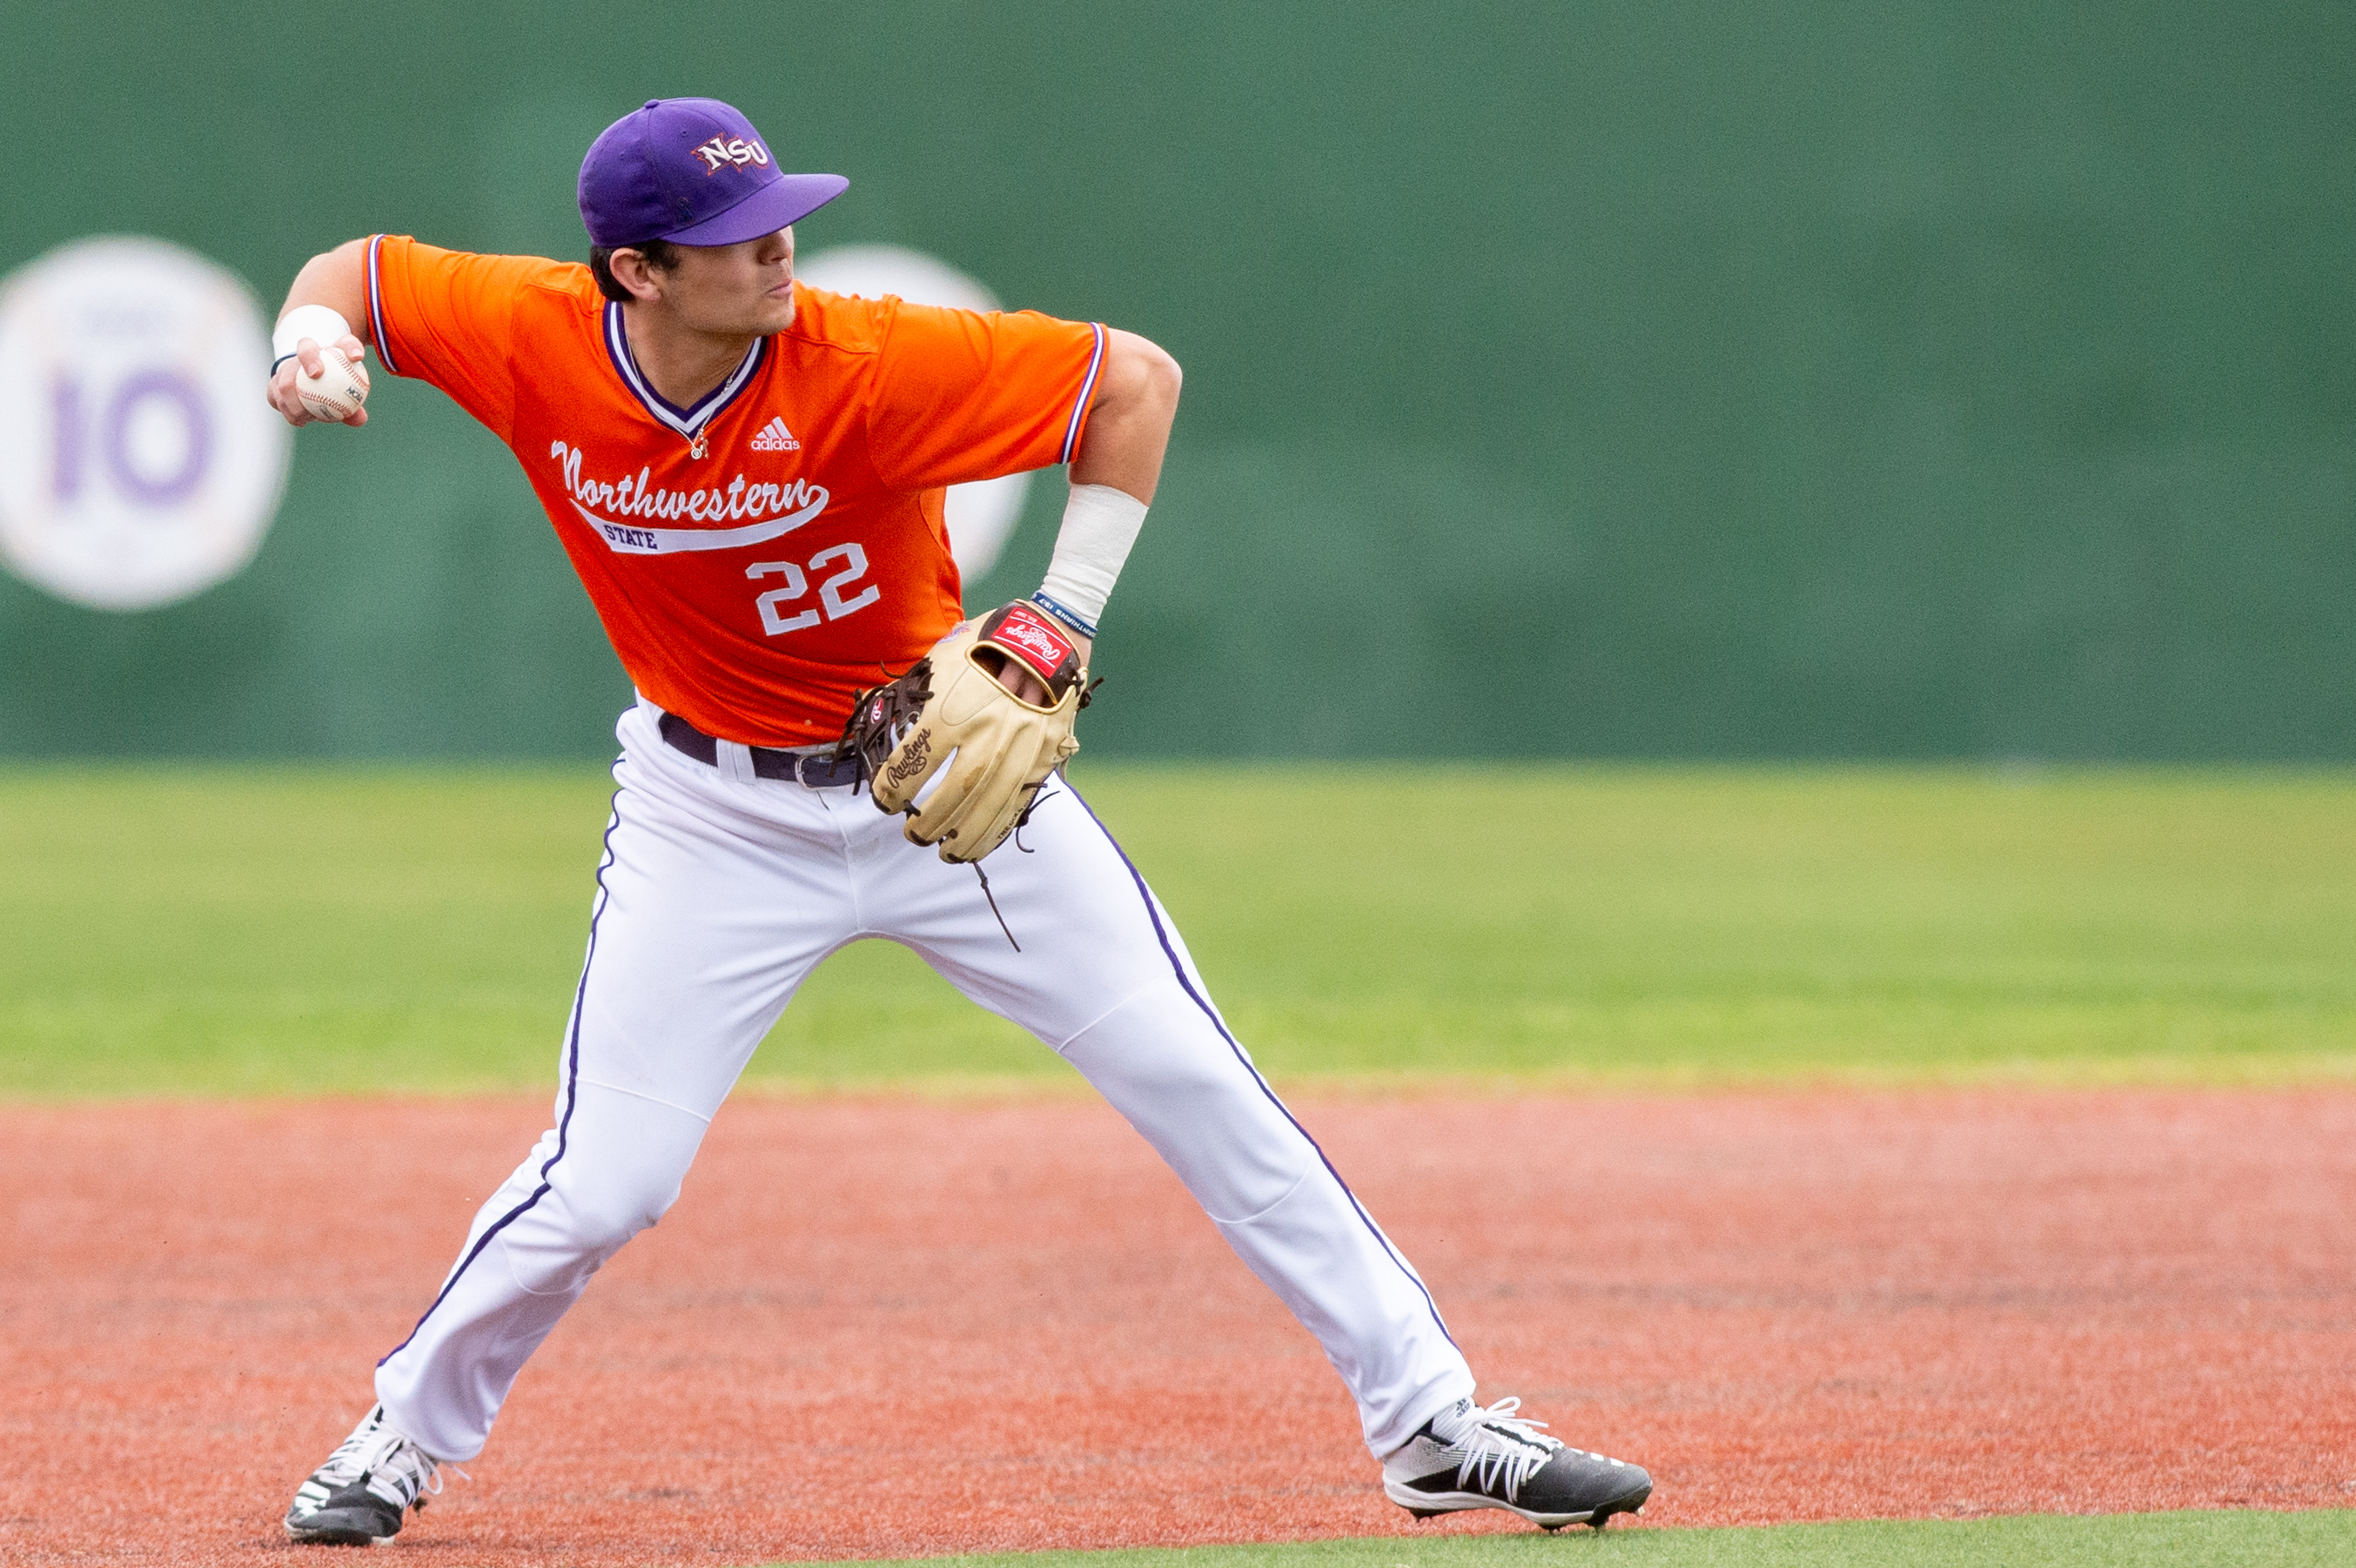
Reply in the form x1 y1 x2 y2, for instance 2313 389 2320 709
747 543 880 636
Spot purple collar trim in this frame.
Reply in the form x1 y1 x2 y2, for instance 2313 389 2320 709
601 302 766 439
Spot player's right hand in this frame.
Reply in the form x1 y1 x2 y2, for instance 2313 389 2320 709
266 333 372 427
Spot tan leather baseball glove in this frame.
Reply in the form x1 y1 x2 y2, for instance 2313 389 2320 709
837 602 1095 862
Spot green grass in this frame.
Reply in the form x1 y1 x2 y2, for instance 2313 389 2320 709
799 1510 2353 1568
3 764 2353 1097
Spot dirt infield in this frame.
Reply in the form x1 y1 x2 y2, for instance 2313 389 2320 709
3 1090 2352 1565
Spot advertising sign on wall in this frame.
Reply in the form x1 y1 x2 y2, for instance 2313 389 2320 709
0 237 289 611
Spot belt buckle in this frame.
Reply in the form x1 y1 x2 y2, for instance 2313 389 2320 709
798 749 860 789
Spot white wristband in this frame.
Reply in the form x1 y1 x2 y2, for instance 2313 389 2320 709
1037 483 1147 632
272 304 353 364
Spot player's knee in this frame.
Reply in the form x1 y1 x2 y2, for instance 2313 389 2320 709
495 1160 682 1297
550 1162 683 1254
1066 1014 1315 1220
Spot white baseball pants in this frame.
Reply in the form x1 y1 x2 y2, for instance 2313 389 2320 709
373 700 1473 1462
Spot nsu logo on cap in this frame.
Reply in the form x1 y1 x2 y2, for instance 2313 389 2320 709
690 135 770 174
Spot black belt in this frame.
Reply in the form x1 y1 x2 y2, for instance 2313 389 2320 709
658 711 866 787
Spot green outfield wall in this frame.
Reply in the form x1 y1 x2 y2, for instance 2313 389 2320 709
0 2 2350 760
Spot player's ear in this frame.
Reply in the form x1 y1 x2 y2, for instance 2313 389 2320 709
610 248 666 304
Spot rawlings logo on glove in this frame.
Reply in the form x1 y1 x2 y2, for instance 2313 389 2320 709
836 603 1097 863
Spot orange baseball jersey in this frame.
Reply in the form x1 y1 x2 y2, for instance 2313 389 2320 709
362 235 1105 747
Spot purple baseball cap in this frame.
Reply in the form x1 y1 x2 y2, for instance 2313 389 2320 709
579 97 847 249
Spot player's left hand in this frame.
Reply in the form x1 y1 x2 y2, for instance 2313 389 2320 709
981 624 1091 704
838 602 1097 862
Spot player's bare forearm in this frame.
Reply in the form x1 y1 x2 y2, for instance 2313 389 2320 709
267 239 374 427
1071 329 1181 503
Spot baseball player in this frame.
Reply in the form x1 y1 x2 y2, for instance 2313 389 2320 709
264 97 1651 1546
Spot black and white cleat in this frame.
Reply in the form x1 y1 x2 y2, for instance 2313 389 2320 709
284 1404 449 1546
1382 1396 1653 1532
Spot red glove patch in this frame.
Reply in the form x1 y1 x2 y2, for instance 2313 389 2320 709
977 602 1082 699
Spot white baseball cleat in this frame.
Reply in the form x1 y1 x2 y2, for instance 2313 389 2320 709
1383 1395 1652 1531
284 1404 448 1545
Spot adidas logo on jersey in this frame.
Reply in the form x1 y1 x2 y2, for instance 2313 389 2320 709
748 416 800 452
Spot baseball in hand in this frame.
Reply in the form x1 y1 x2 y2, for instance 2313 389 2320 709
295 345 371 422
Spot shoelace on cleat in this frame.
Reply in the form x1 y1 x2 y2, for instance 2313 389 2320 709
1433 1396 1565 1502
305 1411 453 1515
